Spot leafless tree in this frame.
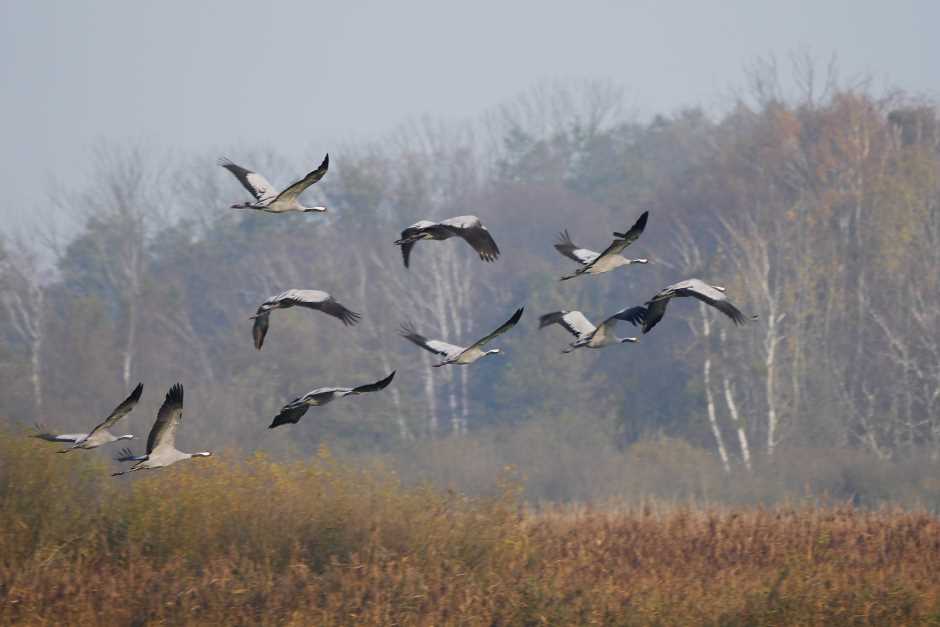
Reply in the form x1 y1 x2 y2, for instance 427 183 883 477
0 237 46 415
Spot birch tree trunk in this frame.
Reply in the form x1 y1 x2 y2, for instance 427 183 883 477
122 266 139 390
720 329 752 473
700 307 731 474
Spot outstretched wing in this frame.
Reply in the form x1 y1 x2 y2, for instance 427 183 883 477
441 216 500 262
611 210 650 244
31 425 85 443
351 371 396 394
588 210 649 263
467 307 524 350
147 383 183 455
252 312 270 350
269 402 310 429
274 154 329 204
399 322 462 357
303 294 361 326
597 306 650 334
538 310 596 338
395 222 434 268
609 305 649 327
399 240 418 268
278 290 361 326
554 230 599 265
114 447 147 463
620 297 669 334
218 158 278 201
87 382 143 437
673 279 748 325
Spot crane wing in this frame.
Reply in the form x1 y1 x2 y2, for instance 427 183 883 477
301 293 361 326
466 307 524 351
609 305 649 327
265 290 361 326
399 240 418 267
31 425 86 443
252 311 270 349
114 447 147 463
554 231 599 265
269 401 310 429
610 210 650 244
351 371 396 394
585 211 649 266
671 279 749 325
400 322 462 357
596 306 649 335
441 216 500 262
87 382 143 437
538 310 596 338
218 158 278 201
626 297 670 334
274 154 329 204
147 383 183 455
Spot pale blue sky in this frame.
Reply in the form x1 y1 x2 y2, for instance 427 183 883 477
1 0 937 233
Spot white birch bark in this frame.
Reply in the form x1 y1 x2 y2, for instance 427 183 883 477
719 330 752 473
700 306 731 474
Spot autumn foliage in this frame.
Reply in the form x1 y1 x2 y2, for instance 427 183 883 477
3 431 940 625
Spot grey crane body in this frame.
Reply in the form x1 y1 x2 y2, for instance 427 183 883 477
539 310 639 353
219 154 329 213
112 384 211 476
557 211 649 281
269 371 396 428
395 215 500 268
400 307 524 367
251 289 360 349
32 383 143 452
619 278 756 334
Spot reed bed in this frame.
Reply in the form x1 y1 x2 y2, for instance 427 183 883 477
3 431 940 625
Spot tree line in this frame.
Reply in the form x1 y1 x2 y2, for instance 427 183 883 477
2 67 939 501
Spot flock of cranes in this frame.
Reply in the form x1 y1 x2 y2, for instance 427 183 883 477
32 154 754 476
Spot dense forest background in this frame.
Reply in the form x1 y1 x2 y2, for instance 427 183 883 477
3 63 939 505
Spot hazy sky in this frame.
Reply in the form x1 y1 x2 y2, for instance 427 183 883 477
1 0 937 233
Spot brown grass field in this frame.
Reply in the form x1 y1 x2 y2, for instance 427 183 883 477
3 430 940 625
